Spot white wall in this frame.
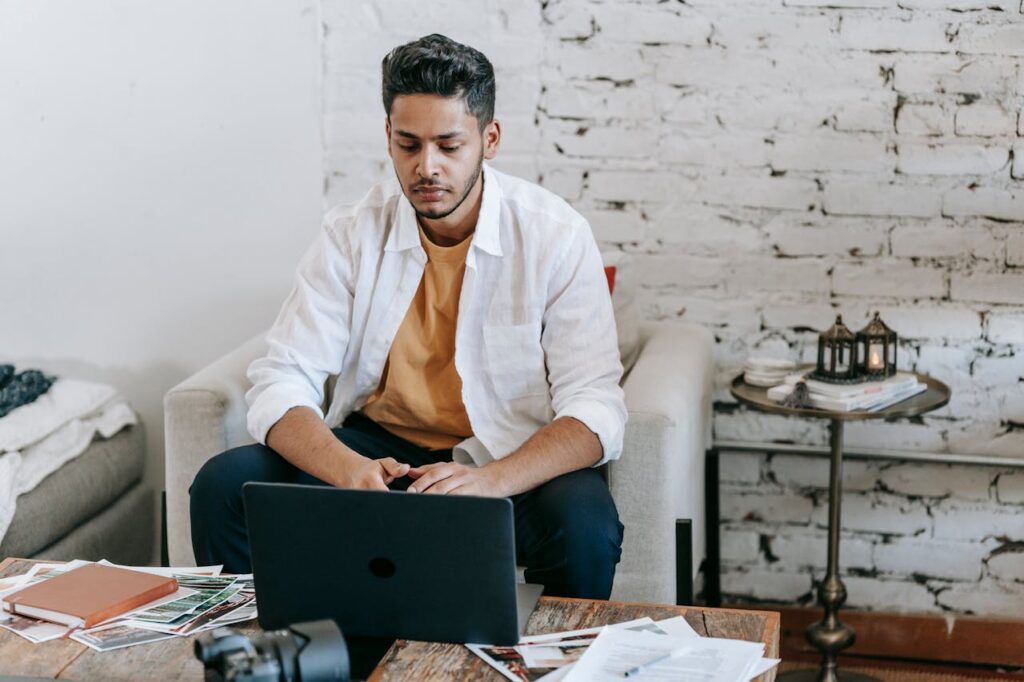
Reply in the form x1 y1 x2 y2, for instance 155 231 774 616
0 0 323 551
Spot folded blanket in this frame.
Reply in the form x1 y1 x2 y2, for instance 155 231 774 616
0 379 137 544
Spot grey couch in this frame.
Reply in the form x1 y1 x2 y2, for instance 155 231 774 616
165 321 713 604
0 424 154 564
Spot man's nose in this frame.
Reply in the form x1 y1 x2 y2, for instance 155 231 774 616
416 147 441 180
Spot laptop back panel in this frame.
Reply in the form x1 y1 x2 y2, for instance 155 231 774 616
243 483 521 645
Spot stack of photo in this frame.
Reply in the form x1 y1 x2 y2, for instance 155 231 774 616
0 559 256 652
767 372 928 412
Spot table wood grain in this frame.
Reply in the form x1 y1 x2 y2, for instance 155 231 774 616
0 558 779 681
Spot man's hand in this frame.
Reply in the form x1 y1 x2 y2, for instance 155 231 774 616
335 455 410 491
407 462 505 497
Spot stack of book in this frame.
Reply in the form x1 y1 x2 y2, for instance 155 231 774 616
768 372 927 412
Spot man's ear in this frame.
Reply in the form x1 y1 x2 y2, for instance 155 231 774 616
483 119 501 161
385 117 392 159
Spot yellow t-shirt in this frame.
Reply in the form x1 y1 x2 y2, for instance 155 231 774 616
361 225 474 449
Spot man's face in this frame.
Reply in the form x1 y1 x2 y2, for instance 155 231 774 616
386 93 499 222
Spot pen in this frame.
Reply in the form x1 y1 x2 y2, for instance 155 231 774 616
623 646 689 677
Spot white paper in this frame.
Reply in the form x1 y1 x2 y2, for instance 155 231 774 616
563 627 764 682
748 657 780 680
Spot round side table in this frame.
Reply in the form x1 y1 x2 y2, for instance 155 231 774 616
730 369 950 682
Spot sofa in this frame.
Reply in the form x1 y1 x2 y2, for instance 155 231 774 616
164 321 713 604
0 423 154 565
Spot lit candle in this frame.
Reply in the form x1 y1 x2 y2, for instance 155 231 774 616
868 345 883 370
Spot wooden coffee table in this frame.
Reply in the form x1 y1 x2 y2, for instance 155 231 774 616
1 558 779 680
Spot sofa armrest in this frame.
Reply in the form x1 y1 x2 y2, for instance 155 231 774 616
609 321 714 603
164 333 266 566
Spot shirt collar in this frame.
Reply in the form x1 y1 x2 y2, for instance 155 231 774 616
386 162 503 258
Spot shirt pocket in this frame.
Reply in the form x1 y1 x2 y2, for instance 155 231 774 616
482 321 549 400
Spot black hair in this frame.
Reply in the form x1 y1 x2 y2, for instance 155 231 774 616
381 34 495 131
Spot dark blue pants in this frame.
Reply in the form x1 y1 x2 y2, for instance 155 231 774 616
189 412 624 600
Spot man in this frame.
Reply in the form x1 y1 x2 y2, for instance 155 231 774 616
190 34 627 600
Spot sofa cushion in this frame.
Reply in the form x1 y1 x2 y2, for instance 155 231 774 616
0 424 145 559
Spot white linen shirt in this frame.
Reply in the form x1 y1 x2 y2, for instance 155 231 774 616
245 163 627 467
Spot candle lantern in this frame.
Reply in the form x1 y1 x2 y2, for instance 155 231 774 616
810 315 860 384
857 311 897 379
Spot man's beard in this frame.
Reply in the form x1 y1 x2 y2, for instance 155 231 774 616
407 153 483 221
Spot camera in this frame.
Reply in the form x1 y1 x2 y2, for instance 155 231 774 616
194 618 350 682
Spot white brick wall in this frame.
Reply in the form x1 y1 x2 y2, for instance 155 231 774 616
321 0 1024 616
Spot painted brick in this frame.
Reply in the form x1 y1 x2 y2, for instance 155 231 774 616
655 47 887 91
951 271 1024 305
1012 143 1024 181
875 538 991 581
972 355 1024 388
832 261 946 298
931 503 1024 541
540 167 585 202
881 464 993 501
715 411 829 447
955 104 1018 137
813 493 931 536
552 124 659 159
890 223 1003 260
988 550 1024 582
770 454 879 492
722 489 815 524
591 5 713 45
642 293 762 331
586 208 646 243
897 103 954 137
875 304 982 341
840 17 955 53
721 529 762 563
765 220 888 258
637 254 726 289
771 134 893 173
943 187 1024 221
899 0 1017 8
843 576 936 612
661 134 772 168
650 203 767 254
897 142 1008 175
997 472 1024 505
785 0 894 6
700 176 819 211
824 181 941 218
720 568 813 602
711 14 839 51
894 55 1019 96
987 313 1024 344
657 87 708 125
937 582 1024 617
762 301 840 329
541 2 593 40
586 171 691 203
771 533 875 571
542 82 656 120
720 453 762 485
959 23 1024 57
728 257 833 295
835 94 898 133
549 43 651 82
844 419 947 451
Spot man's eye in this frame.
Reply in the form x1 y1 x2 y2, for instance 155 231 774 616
399 144 417 151
441 146 460 153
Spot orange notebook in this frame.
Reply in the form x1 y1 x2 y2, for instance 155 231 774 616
2 563 178 629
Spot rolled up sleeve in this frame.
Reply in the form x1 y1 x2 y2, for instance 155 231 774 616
245 224 355 445
541 220 627 467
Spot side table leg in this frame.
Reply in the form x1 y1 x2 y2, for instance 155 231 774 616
780 420 877 682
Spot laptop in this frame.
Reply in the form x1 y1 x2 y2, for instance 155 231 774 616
243 482 543 646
